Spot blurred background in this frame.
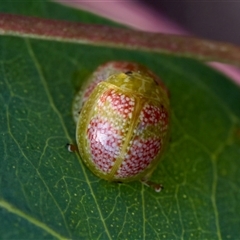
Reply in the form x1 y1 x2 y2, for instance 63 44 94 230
58 0 240 85
141 0 240 45
61 0 240 44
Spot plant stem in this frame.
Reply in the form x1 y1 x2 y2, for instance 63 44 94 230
1 13 240 67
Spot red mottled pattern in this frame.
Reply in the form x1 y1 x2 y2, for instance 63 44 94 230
82 79 102 104
159 105 169 127
87 117 122 173
87 96 168 177
116 137 161 178
81 62 138 106
115 103 168 178
98 89 135 118
81 61 170 179
81 61 168 107
141 105 162 126
141 104 169 127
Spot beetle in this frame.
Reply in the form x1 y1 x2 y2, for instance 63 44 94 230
69 61 170 192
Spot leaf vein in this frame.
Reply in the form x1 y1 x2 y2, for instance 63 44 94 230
0 199 68 240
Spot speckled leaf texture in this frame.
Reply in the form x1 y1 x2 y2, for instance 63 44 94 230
0 1 240 240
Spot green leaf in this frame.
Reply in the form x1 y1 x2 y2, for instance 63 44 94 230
0 1 240 240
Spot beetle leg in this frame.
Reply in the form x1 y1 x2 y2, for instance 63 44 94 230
66 143 78 153
140 179 163 193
